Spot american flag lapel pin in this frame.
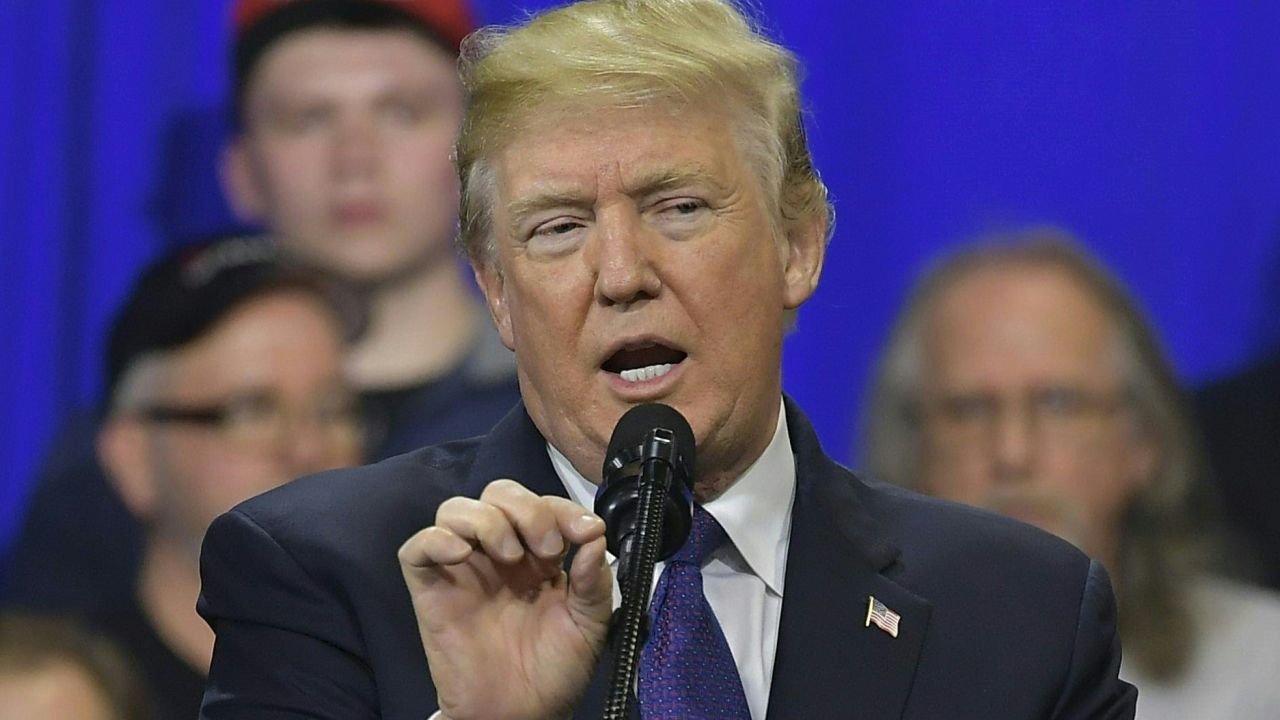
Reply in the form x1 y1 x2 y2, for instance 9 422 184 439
865 595 901 638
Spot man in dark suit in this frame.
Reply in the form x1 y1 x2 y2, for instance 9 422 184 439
198 1 1137 718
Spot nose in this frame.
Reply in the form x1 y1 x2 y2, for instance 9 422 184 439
990 402 1035 484
590 206 662 308
331 113 379 180
278 414 344 477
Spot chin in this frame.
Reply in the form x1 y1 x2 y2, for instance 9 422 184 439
335 252 429 286
985 493 1088 549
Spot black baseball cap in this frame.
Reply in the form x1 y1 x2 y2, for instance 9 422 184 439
105 232 367 403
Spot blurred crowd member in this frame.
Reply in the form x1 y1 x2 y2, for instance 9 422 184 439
223 0 519 459
1196 352 1280 589
2 0 517 613
87 235 366 718
863 230 1280 719
0 611 150 720
4 235 364 717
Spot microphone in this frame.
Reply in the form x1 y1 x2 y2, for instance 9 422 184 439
594 403 695 581
595 403 696 720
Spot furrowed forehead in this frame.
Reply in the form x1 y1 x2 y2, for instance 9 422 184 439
496 105 742 204
504 164 728 209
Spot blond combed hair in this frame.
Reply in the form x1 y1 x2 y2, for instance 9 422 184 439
455 0 832 267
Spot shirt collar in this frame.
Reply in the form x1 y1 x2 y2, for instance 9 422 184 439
549 398 795 597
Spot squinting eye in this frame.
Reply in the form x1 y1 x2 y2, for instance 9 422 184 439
941 395 996 422
1035 387 1086 415
660 198 707 216
282 107 330 132
534 220 583 236
383 100 425 124
525 218 587 257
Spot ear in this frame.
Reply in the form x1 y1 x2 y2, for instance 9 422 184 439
98 418 159 521
220 139 267 223
473 259 515 351
780 212 827 310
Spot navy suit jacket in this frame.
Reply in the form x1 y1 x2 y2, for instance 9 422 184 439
198 399 1136 719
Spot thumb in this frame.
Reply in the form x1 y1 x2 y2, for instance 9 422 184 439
566 535 613 630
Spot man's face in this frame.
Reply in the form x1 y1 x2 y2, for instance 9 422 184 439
916 265 1154 561
227 29 462 284
119 291 362 553
476 103 824 492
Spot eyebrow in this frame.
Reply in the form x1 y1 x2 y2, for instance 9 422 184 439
504 165 729 233
506 190 594 234
623 165 728 196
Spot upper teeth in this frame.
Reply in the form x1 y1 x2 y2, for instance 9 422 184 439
619 363 674 383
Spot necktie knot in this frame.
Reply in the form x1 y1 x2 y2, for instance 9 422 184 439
669 505 727 567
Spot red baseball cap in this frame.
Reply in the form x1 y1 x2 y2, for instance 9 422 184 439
231 0 478 118
234 0 476 53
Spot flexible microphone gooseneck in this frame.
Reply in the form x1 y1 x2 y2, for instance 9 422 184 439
594 403 695 720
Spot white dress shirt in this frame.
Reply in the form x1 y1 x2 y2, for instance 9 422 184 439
1125 575 1280 720
551 400 796 720
428 402 795 720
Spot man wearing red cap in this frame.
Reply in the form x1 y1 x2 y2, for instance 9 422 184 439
0 0 520 690
223 0 520 460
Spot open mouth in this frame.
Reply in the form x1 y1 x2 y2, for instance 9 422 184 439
602 342 688 383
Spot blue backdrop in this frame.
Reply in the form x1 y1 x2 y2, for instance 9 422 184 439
4 0 1279 554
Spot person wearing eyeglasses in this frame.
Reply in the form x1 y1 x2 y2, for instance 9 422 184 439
863 228 1280 719
88 233 365 719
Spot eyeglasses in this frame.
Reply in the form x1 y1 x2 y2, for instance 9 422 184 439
134 390 364 450
921 385 1129 447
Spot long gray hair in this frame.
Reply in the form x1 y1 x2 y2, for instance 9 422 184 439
863 227 1207 679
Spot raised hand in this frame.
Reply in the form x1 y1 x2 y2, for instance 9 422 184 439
398 479 613 720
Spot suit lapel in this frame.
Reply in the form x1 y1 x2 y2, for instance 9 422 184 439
463 401 569 500
766 399 932 720
468 401 927 719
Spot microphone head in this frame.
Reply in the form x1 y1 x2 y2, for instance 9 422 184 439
606 403 695 478
598 403 696 562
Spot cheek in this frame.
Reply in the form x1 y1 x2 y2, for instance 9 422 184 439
258 137 322 174
919 436 994 503
161 442 289 523
390 129 458 187
924 466 992 505
512 303 585 386
261 151 327 213
328 442 364 470
1037 442 1135 516
709 235 778 289
684 239 784 344
511 262 592 331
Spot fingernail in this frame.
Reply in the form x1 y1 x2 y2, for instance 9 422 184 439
539 530 564 556
572 513 602 535
501 535 522 560
448 534 472 558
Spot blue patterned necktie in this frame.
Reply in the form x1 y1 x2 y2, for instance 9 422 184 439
637 504 752 719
